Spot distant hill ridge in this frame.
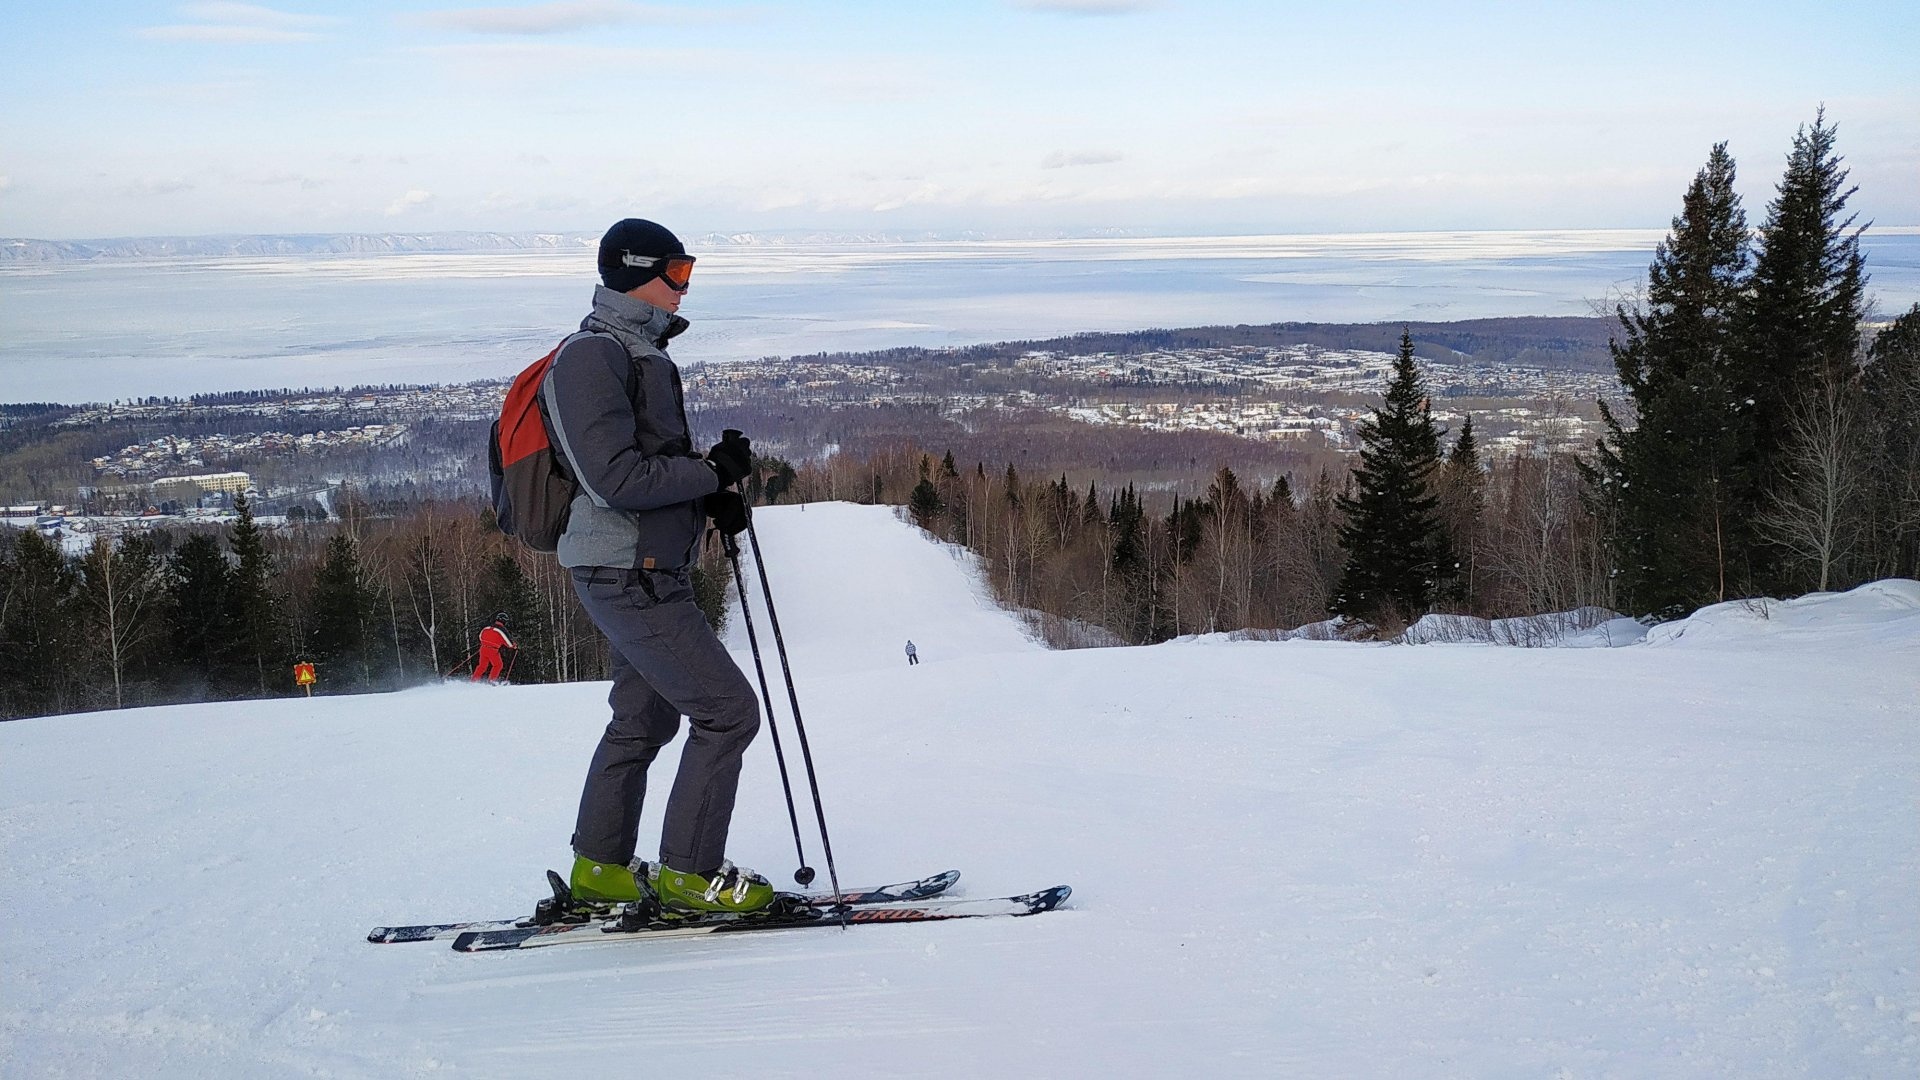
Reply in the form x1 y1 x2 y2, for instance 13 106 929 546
0 228 1150 262
0 233 600 261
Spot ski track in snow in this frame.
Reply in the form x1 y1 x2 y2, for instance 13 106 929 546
3 503 1918 1078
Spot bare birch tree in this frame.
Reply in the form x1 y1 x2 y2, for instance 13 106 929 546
1759 360 1871 591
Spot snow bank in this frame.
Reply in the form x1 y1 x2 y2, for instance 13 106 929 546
1645 578 1920 649
1399 606 1647 647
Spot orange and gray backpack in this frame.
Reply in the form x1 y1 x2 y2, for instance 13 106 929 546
488 341 575 552
489 331 643 552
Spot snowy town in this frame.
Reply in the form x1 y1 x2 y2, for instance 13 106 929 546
89 426 406 478
686 344 1614 455
0 339 1615 540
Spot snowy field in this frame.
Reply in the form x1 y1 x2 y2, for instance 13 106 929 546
3 503 1918 1078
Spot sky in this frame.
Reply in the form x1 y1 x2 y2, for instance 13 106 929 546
2 1 1916 240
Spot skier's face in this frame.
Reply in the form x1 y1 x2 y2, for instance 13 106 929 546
631 274 684 314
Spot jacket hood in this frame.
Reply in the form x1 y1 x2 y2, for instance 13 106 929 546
582 284 689 353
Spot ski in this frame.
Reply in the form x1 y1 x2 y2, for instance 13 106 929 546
450 885 1070 953
368 868 962 944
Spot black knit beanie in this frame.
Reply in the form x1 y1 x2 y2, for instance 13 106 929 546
598 218 686 293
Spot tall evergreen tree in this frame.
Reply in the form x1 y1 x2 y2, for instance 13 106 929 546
0 529 83 718
1735 110 1869 591
1107 484 1152 643
225 494 285 695
1588 143 1750 616
477 553 543 683
168 532 236 695
1331 330 1450 625
908 454 945 529
1863 305 1920 577
307 533 372 690
1438 415 1486 610
1109 484 1145 575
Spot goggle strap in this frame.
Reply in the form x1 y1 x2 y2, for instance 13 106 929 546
619 253 696 269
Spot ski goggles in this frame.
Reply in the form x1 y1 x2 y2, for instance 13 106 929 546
620 252 697 291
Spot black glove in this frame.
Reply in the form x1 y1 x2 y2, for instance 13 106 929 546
706 490 749 536
706 433 752 488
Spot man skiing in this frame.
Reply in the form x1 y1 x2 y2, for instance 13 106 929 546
540 218 770 914
905 639 918 666
470 612 515 682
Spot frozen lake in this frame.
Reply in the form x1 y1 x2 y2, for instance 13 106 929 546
3 229 1917 403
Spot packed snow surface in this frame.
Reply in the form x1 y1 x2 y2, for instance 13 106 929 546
3 503 1917 1078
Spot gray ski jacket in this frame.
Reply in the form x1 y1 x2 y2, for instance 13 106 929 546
542 286 720 571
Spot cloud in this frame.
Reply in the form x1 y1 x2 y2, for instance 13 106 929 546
1042 150 1124 169
0 175 11 193
138 3 335 43
138 24 321 42
1012 0 1153 14
253 172 325 190
127 178 196 197
412 1 728 35
384 189 434 216
179 2 333 28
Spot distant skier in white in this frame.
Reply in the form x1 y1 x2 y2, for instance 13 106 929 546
905 640 919 666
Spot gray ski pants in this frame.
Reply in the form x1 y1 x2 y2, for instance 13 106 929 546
569 566 760 875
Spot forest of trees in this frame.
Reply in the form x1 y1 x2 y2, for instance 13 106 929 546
0 493 731 720
1588 113 1920 615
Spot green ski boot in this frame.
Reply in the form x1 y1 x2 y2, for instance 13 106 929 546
651 860 777 914
568 855 644 905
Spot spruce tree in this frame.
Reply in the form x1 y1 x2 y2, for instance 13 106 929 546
1862 305 1920 577
226 494 285 695
477 553 543 682
1735 110 1868 591
1107 485 1152 643
307 533 372 690
169 533 236 696
0 529 84 718
1331 330 1449 625
1589 143 1750 616
1109 485 1144 575
1438 415 1486 610
908 454 945 529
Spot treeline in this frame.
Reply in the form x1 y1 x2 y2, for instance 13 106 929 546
0 494 731 720
1589 115 1920 615
873 344 1605 644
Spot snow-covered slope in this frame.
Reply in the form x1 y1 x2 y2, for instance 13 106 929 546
3 505 1917 1078
718 502 1039 676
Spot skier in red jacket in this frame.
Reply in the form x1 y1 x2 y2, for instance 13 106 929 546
472 612 516 682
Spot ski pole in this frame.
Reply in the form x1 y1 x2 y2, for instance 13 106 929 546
721 528 815 886
740 502 846 916
445 645 480 679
